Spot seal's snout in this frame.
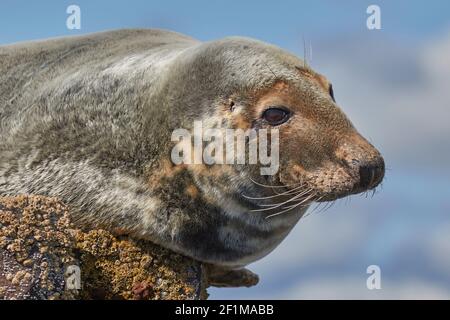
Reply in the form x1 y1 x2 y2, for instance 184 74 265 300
355 157 385 190
336 133 385 194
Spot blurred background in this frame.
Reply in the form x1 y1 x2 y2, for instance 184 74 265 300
1 0 449 299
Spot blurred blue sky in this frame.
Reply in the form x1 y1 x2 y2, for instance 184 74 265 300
1 1 449 299
1 0 450 45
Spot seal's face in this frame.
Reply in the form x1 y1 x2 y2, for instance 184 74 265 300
246 71 385 204
201 49 384 214
169 38 384 218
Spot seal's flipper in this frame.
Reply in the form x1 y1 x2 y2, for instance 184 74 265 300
205 265 259 288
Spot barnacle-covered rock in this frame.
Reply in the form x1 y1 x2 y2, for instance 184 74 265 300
0 195 207 300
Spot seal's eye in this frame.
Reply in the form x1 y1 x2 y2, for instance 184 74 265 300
329 84 336 102
262 107 290 126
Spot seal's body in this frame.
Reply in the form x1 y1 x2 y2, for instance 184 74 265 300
0 29 384 287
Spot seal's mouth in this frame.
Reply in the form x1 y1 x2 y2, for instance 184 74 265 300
241 155 385 218
283 162 385 204
276 152 386 204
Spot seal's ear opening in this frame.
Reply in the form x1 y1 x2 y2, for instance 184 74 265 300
229 100 235 111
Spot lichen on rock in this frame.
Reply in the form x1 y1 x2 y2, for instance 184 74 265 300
0 195 207 300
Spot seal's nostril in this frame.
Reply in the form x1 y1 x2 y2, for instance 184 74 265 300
358 160 385 190
358 165 374 189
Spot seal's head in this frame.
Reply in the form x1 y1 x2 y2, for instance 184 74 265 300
167 36 384 216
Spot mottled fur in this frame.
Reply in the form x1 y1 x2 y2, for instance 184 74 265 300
0 29 384 286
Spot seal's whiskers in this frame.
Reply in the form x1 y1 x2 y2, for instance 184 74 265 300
242 184 304 201
249 177 301 190
250 188 313 213
265 192 317 219
256 187 312 207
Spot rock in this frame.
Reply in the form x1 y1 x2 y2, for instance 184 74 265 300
0 195 207 300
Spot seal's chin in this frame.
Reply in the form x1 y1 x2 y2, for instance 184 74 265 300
279 185 337 204
282 179 382 204
313 191 353 203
